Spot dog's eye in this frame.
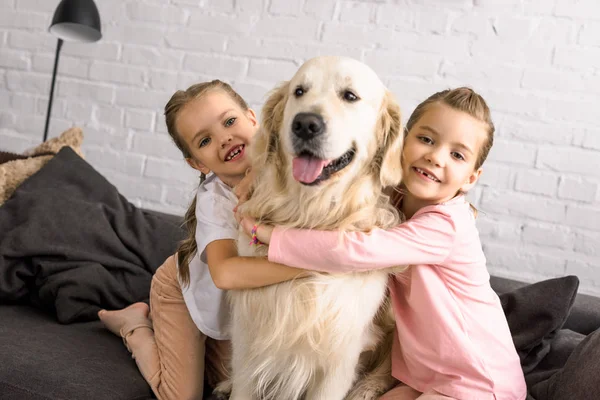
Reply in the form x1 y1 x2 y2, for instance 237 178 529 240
294 87 305 97
343 91 359 102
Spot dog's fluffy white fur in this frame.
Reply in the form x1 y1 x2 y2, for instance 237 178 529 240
227 56 406 400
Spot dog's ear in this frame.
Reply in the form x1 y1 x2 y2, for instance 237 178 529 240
251 81 289 168
377 90 403 188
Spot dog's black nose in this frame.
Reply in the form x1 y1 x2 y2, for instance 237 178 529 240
291 113 325 140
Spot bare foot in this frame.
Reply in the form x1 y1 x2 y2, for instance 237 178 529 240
98 302 150 337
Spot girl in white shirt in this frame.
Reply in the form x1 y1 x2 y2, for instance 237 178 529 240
98 80 259 400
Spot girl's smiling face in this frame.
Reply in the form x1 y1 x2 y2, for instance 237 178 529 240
401 102 487 206
177 89 258 187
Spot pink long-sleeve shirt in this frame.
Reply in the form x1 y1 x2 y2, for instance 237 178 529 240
268 195 526 400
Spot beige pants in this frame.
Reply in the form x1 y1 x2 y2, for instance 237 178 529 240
126 255 231 400
379 384 456 400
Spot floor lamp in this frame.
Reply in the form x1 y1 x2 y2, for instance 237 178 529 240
43 0 102 143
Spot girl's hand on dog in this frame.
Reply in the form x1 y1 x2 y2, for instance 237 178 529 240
238 216 274 245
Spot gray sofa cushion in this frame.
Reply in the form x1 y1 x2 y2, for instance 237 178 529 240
0 305 153 400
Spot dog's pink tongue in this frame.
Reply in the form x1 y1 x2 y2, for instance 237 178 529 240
292 156 329 184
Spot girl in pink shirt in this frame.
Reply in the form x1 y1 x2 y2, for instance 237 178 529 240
234 88 527 400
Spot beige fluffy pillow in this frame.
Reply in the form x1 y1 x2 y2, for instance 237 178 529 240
0 127 84 205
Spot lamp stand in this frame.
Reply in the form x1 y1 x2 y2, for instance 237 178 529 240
43 38 63 143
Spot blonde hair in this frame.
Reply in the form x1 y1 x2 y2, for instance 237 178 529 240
164 80 249 286
404 87 495 216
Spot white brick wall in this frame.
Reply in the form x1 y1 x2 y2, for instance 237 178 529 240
1 0 599 295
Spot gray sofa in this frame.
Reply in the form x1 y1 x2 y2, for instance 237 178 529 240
1 147 599 400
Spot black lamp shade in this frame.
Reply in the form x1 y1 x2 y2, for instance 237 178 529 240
49 0 102 42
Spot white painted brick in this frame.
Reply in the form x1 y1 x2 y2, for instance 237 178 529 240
582 130 600 151
574 229 600 257
403 34 470 60
15 0 55 11
89 62 146 86
478 163 513 190
364 50 441 78
492 17 535 41
1 0 15 7
80 125 131 150
94 0 126 22
471 38 552 66
339 2 375 24
483 90 544 118
122 46 184 70
233 81 274 105
126 3 187 24
182 54 246 80
188 12 255 35
227 37 362 62
252 17 320 40
164 183 198 209
269 0 303 16
474 0 522 13
376 4 413 28
144 157 198 183
566 259 600 296
522 222 574 250
6 70 49 95
579 22 600 46
530 18 576 45
57 80 114 104
64 101 94 123
451 14 493 36
566 204 600 231
558 176 598 202
149 70 179 92
115 88 170 109
522 0 555 15
237 0 264 13
105 173 163 203
85 148 145 176
164 31 226 52
554 46 600 70
441 62 522 89
476 217 523 243
544 97 599 125
8 30 54 51
9 92 36 114
247 59 298 82
0 49 29 69
483 242 566 276
414 7 452 34
0 130 36 152
304 0 336 18
486 139 537 166
176 72 216 91
322 23 395 48
103 25 166 47
498 118 575 146
32 54 90 79
0 110 16 128
522 69 600 94
125 110 155 132
132 133 181 159
93 105 123 127
537 146 600 178
556 0 600 20
0 10 46 28
62 42 120 61
201 0 235 12
480 189 566 223
36 97 66 118
514 169 559 197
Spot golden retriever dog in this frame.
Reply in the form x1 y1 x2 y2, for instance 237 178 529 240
227 56 406 400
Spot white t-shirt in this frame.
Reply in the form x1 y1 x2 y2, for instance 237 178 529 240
180 173 238 340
